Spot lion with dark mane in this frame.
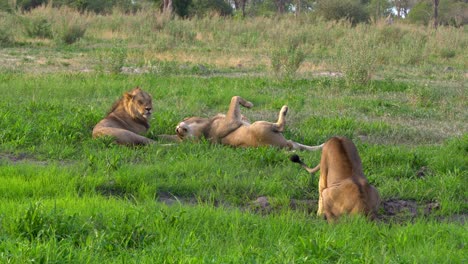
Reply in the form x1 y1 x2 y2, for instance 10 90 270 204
173 96 323 151
92 87 154 145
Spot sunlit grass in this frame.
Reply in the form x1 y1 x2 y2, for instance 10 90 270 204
0 9 466 261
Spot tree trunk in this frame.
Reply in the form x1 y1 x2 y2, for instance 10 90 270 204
241 0 246 17
276 0 285 14
295 0 300 18
163 0 173 15
433 0 439 28
376 0 380 19
396 0 401 18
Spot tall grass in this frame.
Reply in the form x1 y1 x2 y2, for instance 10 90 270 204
1 8 466 78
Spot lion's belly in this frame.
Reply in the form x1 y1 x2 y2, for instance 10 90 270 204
222 127 259 147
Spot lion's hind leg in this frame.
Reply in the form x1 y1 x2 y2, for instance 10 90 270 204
93 127 154 145
225 96 254 124
272 105 288 132
322 180 364 222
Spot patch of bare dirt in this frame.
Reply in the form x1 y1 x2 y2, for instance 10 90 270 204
157 191 198 206
152 193 466 224
0 153 48 165
95 180 128 198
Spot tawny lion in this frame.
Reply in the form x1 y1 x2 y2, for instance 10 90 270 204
174 96 323 151
290 136 380 222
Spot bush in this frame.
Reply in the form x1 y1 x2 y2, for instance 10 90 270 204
25 16 53 39
95 45 128 73
51 8 87 45
189 0 233 17
0 13 16 47
15 0 48 11
337 27 378 86
270 42 306 80
0 1 14 13
60 24 86 44
408 0 468 26
315 0 369 25
0 27 15 47
440 48 456 59
407 1 432 25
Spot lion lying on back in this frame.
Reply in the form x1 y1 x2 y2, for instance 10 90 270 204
174 96 323 151
92 87 154 145
291 137 380 222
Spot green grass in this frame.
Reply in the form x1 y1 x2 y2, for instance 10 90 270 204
0 73 466 262
0 8 467 262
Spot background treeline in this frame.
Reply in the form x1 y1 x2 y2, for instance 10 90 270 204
1 0 467 26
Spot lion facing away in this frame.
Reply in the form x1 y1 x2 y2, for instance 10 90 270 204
290 137 380 222
92 87 154 145
173 96 323 151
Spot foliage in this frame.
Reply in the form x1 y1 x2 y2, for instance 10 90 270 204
0 13 16 47
24 16 53 39
53 11 87 44
173 0 193 18
407 0 468 26
0 0 15 13
337 26 378 86
367 0 393 20
189 0 233 16
15 0 49 11
245 0 278 16
269 42 306 80
407 1 432 25
315 0 370 25
95 45 128 73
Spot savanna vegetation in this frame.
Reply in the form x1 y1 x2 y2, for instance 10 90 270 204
0 1 467 263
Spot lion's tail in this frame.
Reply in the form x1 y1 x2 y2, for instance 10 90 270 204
290 154 320 174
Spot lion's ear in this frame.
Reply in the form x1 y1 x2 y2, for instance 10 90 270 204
130 87 141 94
124 92 134 101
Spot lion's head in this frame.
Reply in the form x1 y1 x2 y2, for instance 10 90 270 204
122 87 153 121
175 117 211 140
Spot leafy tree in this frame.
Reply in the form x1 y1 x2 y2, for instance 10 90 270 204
15 0 48 11
246 0 277 16
368 0 393 20
173 0 193 17
407 0 467 26
407 1 431 24
189 0 233 16
315 0 370 24
0 1 15 12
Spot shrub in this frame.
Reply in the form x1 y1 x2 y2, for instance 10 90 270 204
377 26 407 45
189 0 233 17
60 23 86 44
15 0 48 11
0 1 14 13
440 48 456 59
95 48 127 74
407 1 432 25
0 12 16 46
337 26 378 86
270 42 306 80
25 16 53 39
51 7 88 45
315 0 369 25
0 27 15 47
